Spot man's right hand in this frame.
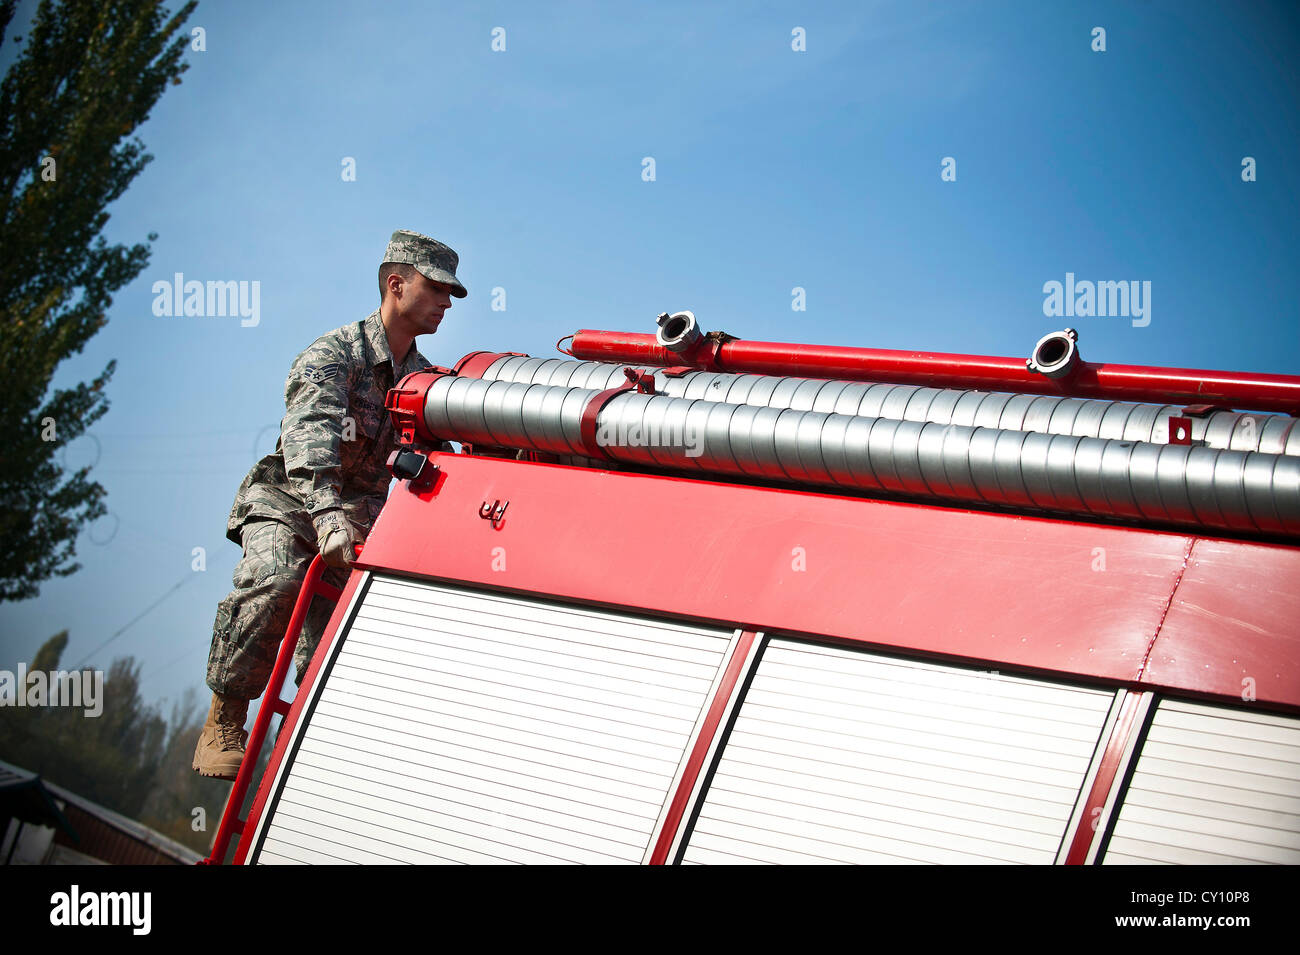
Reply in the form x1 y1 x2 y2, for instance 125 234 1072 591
312 508 361 569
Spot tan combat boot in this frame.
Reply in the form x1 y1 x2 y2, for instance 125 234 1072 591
192 692 249 781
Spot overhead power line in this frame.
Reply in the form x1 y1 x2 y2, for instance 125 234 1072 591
71 573 197 669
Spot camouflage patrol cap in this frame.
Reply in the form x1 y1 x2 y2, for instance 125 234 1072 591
382 229 467 298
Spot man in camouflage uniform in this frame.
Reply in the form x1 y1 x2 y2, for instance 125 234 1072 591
193 230 467 780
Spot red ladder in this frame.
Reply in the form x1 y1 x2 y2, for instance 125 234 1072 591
199 552 348 865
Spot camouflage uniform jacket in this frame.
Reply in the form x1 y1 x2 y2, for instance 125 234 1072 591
226 308 430 544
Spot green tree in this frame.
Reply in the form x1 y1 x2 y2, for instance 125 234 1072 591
30 627 67 671
0 635 166 814
0 0 196 601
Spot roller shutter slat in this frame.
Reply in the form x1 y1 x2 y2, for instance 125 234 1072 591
681 639 1113 865
1103 700 1300 865
255 575 732 865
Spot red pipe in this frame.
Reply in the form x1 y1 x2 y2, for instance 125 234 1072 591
568 330 1300 415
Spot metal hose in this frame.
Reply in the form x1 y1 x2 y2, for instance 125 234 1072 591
421 374 1300 537
469 356 1300 457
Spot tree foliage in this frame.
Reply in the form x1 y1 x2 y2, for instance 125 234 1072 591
0 0 196 601
2 634 167 816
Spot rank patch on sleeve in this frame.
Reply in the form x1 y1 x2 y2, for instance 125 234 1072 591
302 362 342 383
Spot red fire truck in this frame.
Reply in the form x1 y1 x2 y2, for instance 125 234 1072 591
205 317 1300 865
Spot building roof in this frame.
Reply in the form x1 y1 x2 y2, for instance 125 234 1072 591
0 759 75 838
0 758 202 864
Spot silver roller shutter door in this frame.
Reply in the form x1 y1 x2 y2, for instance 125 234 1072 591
254 574 734 864
1103 698 1300 865
681 639 1115 864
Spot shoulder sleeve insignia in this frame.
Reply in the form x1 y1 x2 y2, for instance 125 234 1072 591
302 362 342 384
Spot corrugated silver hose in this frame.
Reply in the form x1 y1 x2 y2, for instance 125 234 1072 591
424 375 1300 537
473 356 1300 456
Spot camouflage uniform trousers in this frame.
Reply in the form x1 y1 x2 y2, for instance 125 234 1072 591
205 517 355 700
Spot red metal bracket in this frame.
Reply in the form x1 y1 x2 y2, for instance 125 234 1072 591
677 331 735 372
199 551 351 865
387 367 455 446
625 366 657 394
516 450 560 463
1168 404 1232 445
385 386 422 446
579 373 638 459
453 350 528 379
577 366 697 458
479 499 509 527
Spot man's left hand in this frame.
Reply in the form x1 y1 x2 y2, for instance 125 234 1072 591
312 508 362 568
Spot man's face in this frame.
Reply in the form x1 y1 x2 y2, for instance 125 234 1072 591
398 270 453 333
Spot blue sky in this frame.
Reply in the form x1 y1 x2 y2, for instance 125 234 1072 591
2 0 1297 714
